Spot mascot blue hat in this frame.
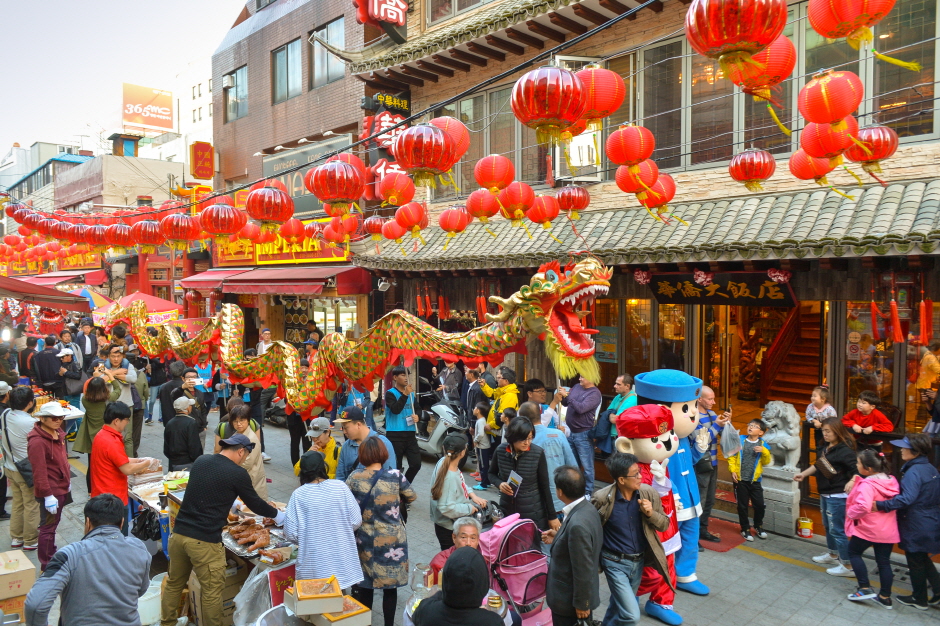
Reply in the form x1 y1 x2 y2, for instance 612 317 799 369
635 370 703 403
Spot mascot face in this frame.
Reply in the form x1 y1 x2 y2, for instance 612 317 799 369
633 369 703 439
618 429 680 464
668 399 700 438
614 404 679 464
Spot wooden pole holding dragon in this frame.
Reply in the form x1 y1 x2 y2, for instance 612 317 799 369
101 257 612 418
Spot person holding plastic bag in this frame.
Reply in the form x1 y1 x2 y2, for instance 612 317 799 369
692 385 730 543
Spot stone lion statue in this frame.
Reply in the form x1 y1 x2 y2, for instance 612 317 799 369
760 401 802 472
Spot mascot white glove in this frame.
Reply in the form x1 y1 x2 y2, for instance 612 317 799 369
674 491 684 511
649 459 668 486
695 427 710 453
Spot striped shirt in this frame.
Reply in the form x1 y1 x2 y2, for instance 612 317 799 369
283 480 363 589
694 410 723 467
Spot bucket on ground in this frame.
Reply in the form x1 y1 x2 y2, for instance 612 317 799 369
138 584 161 625
797 516 813 538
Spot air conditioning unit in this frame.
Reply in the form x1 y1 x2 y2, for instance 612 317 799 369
222 75 235 89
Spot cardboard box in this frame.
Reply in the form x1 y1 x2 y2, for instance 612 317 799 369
283 579 344 616
0 594 26 623
0 552 35 601
188 555 250 626
309 596 371 626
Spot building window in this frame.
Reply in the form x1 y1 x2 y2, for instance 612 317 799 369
192 86 197 100
193 109 197 123
198 107 203 121
209 103 213 117
208 78 213 92
273 39 303 103
311 18 345 88
198 83 203 97
224 66 248 122
256 0 275 9
429 0 483 25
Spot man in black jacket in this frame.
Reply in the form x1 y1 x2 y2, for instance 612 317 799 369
542 466 603 626
171 369 207 448
158 360 186 426
163 397 203 471
413 547 502 626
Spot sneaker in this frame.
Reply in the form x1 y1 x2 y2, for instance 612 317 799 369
872 595 893 610
700 529 721 542
472 484 488 491
145 420 153 425
812 552 839 564
0 512 9 520
827 564 855 577
847 588 877 601
23 543 37 551
262 453 272 463
928 594 940 606
470 472 481 479
895 595 928 610
755 527 768 540
10 539 22 549
741 531 754 542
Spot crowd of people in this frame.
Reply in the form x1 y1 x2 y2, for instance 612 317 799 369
0 326 936 626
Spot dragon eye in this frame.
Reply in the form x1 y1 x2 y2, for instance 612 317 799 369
545 269 559 282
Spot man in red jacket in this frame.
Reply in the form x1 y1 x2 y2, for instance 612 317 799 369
842 390 894 448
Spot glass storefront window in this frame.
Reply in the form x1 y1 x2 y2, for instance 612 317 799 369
844 301 896 413
658 303 685 369
593 299 652 395
624 299 651 376
690 55 734 164
643 41 683 169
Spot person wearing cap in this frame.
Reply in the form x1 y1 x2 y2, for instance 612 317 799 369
334 406 396 482
55 329 83 371
56 347 84 410
430 433 489 550
284 451 363 589
413 547 503 626
27 401 73 570
90 401 153 535
171 368 208 448
871 433 940 609
164 396 204 471
160 433 284 626
292 416 339 476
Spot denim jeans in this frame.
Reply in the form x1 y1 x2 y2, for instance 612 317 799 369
147 383 163 421
568 430 595 495
601 552 643 626
820 495 849 563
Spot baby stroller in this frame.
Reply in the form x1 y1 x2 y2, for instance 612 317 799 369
480 513 553 626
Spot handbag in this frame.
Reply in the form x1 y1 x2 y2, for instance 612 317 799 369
814 447 838 479
1 409 33 487
65 369 89 397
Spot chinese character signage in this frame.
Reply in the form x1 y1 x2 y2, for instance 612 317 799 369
212 218 350 267
374 93 410 113
122 83 174 132
595 326 619 363
261 135 353 217
353 0 407 43
59 253 102 271
648 273 796 307
190 142 214 180
361 111 407 150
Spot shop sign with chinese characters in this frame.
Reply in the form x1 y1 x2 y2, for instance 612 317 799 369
261 135 353 216
212 217 349 267
648 273 796 307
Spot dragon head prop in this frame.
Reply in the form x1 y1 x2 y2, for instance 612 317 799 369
487 257 612 382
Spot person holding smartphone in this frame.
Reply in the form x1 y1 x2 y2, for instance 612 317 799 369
694 386 731 543
173 368 207 450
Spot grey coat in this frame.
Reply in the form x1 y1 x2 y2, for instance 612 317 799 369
25 525 151 626
546 499 603 617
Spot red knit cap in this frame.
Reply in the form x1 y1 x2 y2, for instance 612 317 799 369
615 404 674 439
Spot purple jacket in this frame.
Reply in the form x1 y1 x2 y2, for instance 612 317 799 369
564 384 603 433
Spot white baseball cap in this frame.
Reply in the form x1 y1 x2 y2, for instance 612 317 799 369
56 348 73 358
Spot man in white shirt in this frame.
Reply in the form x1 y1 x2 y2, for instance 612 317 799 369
256 328 274 355
1 386 39 550
78 319 97 374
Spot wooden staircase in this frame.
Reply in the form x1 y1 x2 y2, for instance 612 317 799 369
761 302 823 407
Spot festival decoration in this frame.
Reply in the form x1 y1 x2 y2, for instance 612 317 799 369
473 155 515 193
50 220 72 245
511 65 587 146
104 258 611 416
637 173 685 225
693 269 715 286
249 179 289 193
575 65 626 123
466 189 501 227
159 213 200 251
391 124 457 187
325 152 367 179
363 216 385 242
557 186 591 220
438 206 470 249
684 0 788 74
303 221 323 247
526 195 563 243
615 160 660 199
430 117 471 159
844 125 899 185
726 35 797 135
378 171 416 206
245 186 295 233
606 125 656 175
798 70 864 128
729 149 776 191
788 149 856 199
498 182 535 227
800 115 861 166
767 268 792 283
304 161 364 214
394 202 428 244
808 0 919 70
200 203 247 247
84 224 109 251
278 218 307 245
105 223 135 254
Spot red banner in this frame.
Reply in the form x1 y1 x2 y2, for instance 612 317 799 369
190 142 214 180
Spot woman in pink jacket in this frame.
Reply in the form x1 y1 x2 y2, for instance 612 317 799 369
845 449 899 609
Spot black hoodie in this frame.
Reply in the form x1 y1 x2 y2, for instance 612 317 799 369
413 547 504 626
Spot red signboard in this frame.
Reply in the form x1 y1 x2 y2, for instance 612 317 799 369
360 111 407 149
5 260 44 277
190 142 214 180
212 218 350 267
369 0 408 26
59 252 102 271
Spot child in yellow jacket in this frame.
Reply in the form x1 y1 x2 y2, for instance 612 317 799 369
727 418 773 541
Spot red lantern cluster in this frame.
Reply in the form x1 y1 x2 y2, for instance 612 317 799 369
844 125 899 185
498 182 535 226
685 0 788 74
305 160 364 214
160 213 201 251
511 65 586 146
245 186 294 233
378 172 415 207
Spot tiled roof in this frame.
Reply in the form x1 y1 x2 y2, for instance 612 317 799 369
347 0 580 73
351 179 940 270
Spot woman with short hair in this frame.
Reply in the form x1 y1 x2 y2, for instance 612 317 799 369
488 417 559 531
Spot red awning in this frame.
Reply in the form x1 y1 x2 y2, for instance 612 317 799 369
0 276 91 311
20 270 107 287
179 269 250 291
221 266 364 295
224 282 325 295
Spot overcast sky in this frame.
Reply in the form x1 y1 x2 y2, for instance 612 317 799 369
1 0 245 153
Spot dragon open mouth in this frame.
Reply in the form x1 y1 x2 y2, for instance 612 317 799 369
548 282 609 356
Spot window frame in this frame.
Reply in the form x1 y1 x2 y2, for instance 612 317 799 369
272 38 303 104
428 0 484 27
311 18 346 89
223 65 249 123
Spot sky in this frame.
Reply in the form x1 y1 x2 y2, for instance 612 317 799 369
1 0 246 153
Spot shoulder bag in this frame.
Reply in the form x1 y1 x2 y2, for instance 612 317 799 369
813 446 838 479
1 409 33 487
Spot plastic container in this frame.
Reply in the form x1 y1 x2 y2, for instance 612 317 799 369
151 572 168 588
255 605 307 626
797 516 813 538
138 584 162 625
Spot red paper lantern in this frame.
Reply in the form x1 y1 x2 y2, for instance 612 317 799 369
378 172 416 206
561 118 588 142
729 149 777 191
50 221 72 244
575 65 626 122
808 0 896 49
511 66 586 145
557 186 591 220
11 206 31 224
438 206 470 247
684 0 788 73
304 222 323 242
184 290 203 303
160 213 200 251
236 222 262 244
637 173 677 210
465 189 499 224
473 155 515 193
726 35 797 101
789 149 836 185
606 125 656 168
4 203 22 219
430 117 471 158
395 202 427 240
35 218 57 240
2 235 19 247
321 224 344 248
381 219 408 244
279 218 306 244
105 223 135 253
325 153 367 179
392 125 457 188
798 70 865 126
800 115 860 165
200 203 247 245
130 220 164 253
21 211 43 231
245 187 294 232
498 182 535 224
363 216 386 241
249 179 289 193
85 224 109 250
615 160 660 198
844 125 899 184
526 195 560 229
305 161 364 213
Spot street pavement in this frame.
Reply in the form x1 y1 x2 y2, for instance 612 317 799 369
3 407 937 625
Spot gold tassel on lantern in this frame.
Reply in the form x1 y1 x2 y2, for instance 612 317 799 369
871 49 922 71
765 103 792 136
843 166 865 187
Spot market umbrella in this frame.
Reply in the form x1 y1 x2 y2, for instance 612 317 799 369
69 288 115 309
93 291 182 325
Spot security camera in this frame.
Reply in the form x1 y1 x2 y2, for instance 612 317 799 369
377 278 395 292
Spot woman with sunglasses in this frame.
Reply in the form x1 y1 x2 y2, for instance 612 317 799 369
26 403 73 570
